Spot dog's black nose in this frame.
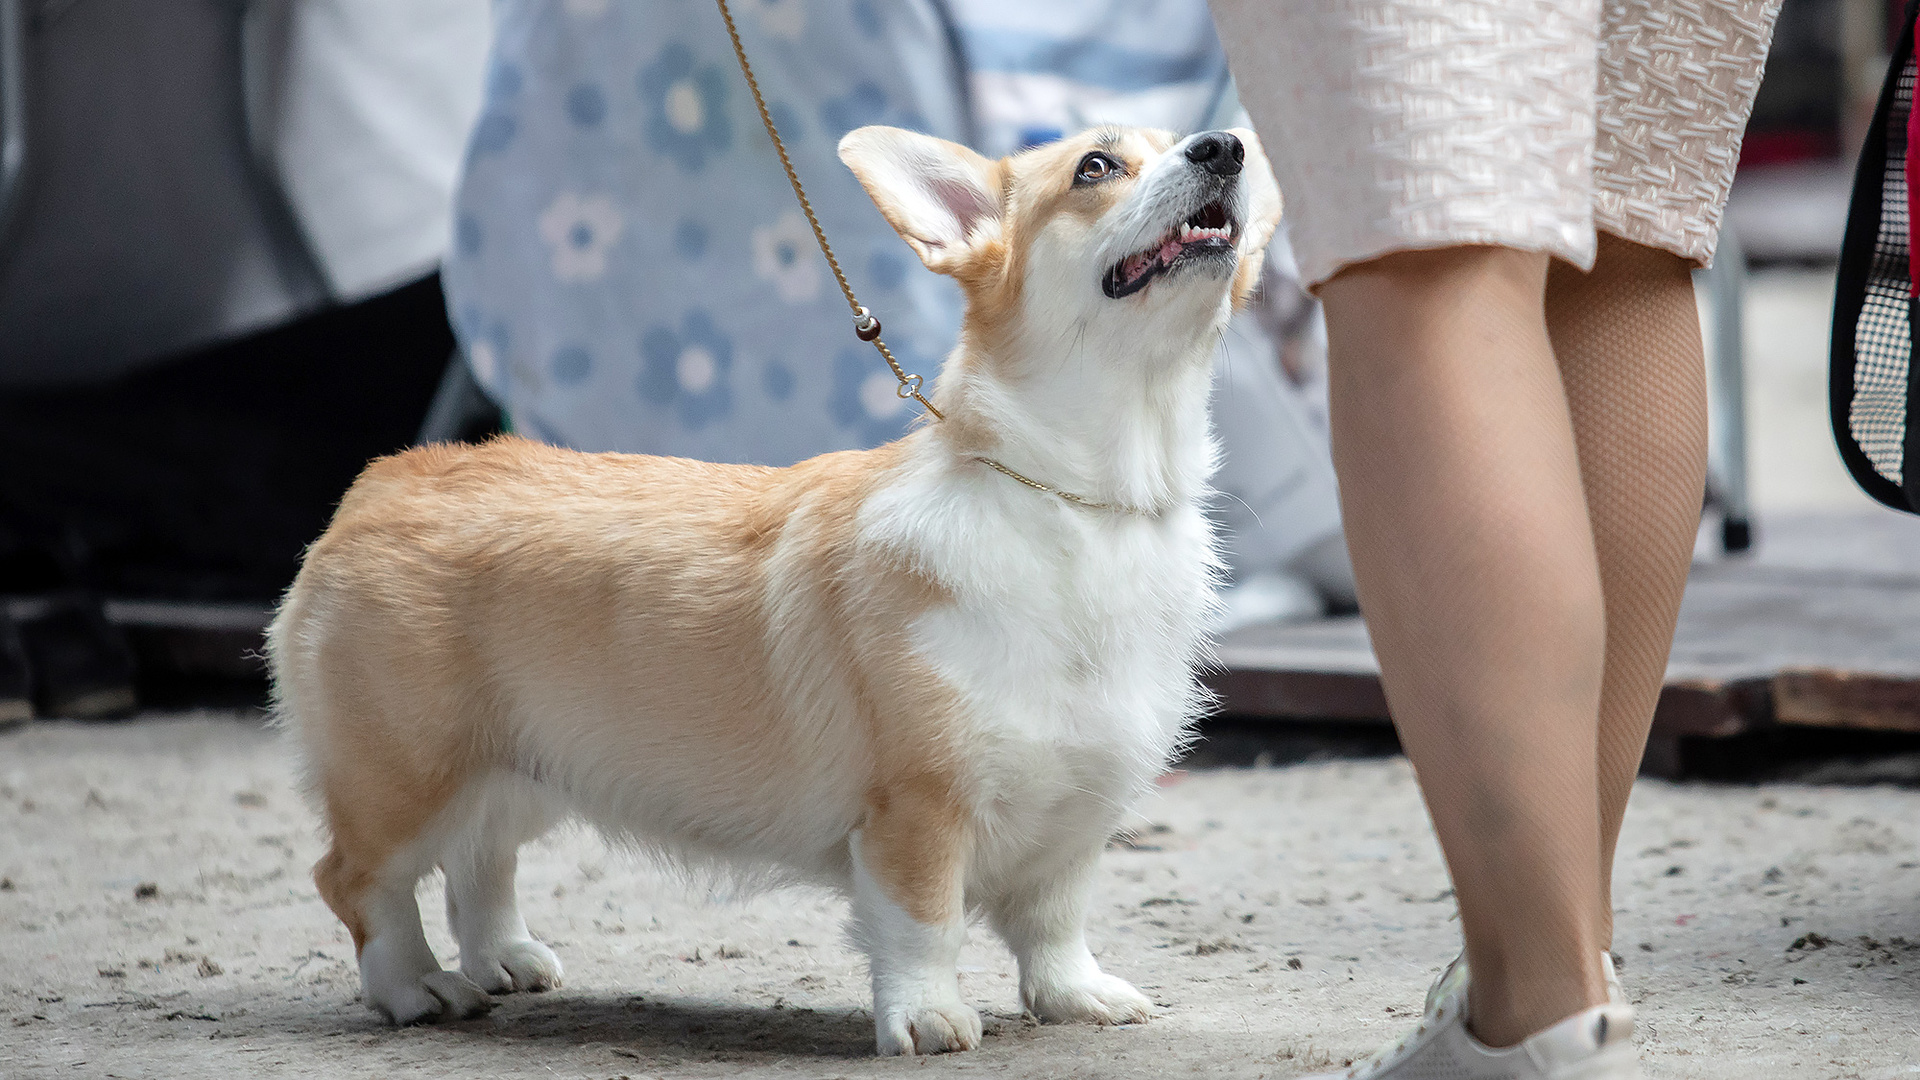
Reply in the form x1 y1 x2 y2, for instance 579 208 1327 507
1185 131 1244 177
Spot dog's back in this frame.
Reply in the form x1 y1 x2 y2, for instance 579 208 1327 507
273 433 934 886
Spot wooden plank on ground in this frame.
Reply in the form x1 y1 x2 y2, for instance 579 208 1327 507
1211 615 1384 724
1212 560 1920 737
1211 615 1384 721
1774 671 1920 732
1674 564 1920 733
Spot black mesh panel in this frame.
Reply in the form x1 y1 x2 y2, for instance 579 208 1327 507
1832 0 1919 515
1850 56 1913 487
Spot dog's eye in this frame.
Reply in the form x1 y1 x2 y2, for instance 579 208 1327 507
1074 152 1121 184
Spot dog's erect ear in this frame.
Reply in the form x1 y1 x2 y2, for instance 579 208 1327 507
839 126 1004 276
1229 128 1285 308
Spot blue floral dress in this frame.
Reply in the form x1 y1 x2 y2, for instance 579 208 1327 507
443 0 970 463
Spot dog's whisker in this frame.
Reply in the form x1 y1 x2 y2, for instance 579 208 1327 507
1215 488 1265 530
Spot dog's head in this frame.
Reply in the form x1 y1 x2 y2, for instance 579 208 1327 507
840 125 1282 365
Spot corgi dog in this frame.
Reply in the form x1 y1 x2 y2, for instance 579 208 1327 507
268 123 1281 1056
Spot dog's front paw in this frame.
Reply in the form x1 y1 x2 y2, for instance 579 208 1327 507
875 999 984 1056
1025 971 1154 1025
461 938 563 994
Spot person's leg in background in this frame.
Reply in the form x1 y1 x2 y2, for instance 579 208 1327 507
1316 246 1611 1048
1545 233 1709 945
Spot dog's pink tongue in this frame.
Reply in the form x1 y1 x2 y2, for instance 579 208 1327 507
1158 238 1184 264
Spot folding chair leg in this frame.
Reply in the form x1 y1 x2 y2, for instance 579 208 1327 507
1701 226 1753 553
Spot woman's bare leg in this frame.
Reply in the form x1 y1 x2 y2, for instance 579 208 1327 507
1545 234 1709 945
1318 245 1609 1047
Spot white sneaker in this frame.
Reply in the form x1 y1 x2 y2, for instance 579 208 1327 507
1299 956 1640 1080
1600 951 1625 1004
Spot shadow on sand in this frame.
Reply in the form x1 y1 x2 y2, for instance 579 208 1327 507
231 990 1036 1062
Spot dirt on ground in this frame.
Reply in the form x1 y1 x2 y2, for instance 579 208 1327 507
2 714 1916 1079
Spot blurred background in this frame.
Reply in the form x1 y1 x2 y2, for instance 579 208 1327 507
0 0 494 718
0 0 1914 761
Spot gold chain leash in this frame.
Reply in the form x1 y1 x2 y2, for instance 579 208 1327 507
713 0 940 420
712 0 1144 515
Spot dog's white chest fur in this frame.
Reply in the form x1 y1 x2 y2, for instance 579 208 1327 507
861 440 1217 868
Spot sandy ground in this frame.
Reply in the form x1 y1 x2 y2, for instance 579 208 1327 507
2 715 1916 1079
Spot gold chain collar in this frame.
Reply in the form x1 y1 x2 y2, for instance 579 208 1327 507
970 456 1149 515
715 0 1139 516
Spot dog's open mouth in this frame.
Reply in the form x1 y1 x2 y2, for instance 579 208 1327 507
1102 201 1238 299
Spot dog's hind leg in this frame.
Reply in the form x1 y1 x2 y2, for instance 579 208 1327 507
441 773 566 994
303 689 496 1024
315 829 495 1025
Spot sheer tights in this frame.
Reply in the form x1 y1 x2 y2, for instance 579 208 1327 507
1317 236 1705 1047
1547 234 1709 937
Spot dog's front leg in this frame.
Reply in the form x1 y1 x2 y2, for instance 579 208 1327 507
848 782 980 1056
989 849 1154 1025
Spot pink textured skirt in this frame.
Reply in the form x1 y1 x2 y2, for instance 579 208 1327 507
1211 0 1783 286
